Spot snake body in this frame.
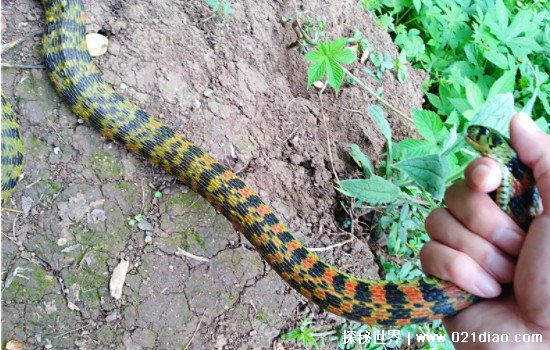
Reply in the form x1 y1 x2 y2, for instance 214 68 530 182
1 95 24 203
1 0 539 325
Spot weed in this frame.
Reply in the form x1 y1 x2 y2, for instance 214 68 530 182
205 0 234 19
362 0 550 129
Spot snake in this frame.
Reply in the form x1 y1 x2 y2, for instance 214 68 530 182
0 0 540 326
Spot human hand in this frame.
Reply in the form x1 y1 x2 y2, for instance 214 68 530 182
420 113 550 349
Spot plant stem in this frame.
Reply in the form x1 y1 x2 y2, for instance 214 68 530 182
342 66 413 124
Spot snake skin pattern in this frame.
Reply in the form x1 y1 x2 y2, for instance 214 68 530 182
1 0 539 326
466 125 540 231
1 95 24 203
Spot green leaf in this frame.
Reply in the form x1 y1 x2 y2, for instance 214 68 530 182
469 93 514 137
325 58 345 94
303 39 357 94
349 144 375 177
368 105 392 143
488 69 516 99
413 110 444 143
484 50 509 69
396 139 436 159
394 155 450 200
307 60 325 87
338 176 401 205
464 78 485 110
334 49 357 64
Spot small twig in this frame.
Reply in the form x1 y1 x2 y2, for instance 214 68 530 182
2 208 24 214
54 324 90 339
140 179 146 215
12 215 19 241
183 309 207 350
282 122 303 143
317 87 340 183
175 247 210 262
1 63 46 69
307 238 354 252
25 178 41 188
45 114 69 146
336 105 362 114
1 231 21 247
1 30 42 52
342 67 412 124
201 14 215 23
234 159 252 175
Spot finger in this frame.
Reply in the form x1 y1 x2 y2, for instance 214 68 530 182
445 181 525 256
515 215 550 329
510 112 550 210
465 157 502 193
420 240 501 298
426 208 515 282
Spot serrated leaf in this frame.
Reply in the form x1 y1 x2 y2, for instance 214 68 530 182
337 176 401 205
394 155 450 200
334 48 357 64
464 78 485 110
488 69 516 99
367 105 391 142
413 110 443 143
304 39 357 95
469 93 514 137
396 139 435 159
441 124 459 155
307 60 325 87
326 58 345 94
349 144 375 177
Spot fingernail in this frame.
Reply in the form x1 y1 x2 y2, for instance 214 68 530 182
474 275 500 297
493 227 524 255
471 163 492 188
486 252 513 281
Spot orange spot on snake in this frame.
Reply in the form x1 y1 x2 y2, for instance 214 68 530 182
322 269 336 285
302 256 316 270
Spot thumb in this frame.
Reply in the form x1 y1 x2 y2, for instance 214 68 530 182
510 113 550 329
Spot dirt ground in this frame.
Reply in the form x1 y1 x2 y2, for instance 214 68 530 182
1 0 426 348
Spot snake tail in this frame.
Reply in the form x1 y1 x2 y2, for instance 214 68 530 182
38 0 482 325
1 94 24 204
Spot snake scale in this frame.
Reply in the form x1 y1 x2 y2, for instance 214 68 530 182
0 0 539 326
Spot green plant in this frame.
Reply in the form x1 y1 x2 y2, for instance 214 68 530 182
128 213 143 227
360 0 550 129
205 0 234 18
365 51 394 82
305 38 358 94
282 318 319 348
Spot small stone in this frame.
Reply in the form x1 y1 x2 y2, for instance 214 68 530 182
120 83 128 89
249 330 257 336
203 88 213 97
6 340 24 350
110 260 130 299
21 196 33 215
138 220 153 231
87 209 106 224
57 238 68 246
53 147 61 155
214 334 228 349
106 310 118 322
144 236 152 244
192 100 201 110
44 300 57 314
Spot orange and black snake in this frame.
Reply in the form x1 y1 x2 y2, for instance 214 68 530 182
0 0 540 326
